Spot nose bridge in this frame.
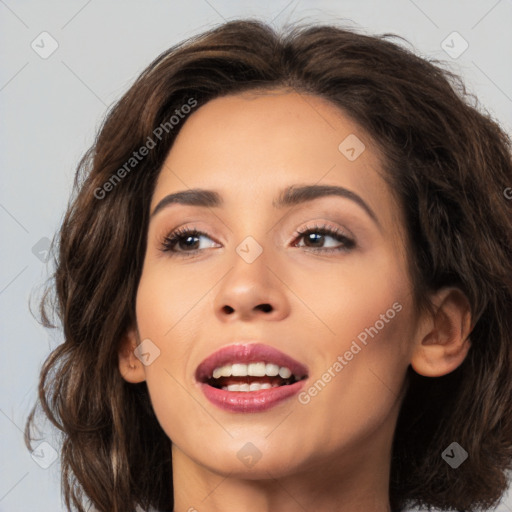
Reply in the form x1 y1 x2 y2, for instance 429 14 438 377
213 233 290 321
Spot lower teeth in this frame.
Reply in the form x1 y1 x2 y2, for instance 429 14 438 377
221 382 281 392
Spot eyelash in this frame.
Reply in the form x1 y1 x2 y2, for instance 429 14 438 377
160 223 355 257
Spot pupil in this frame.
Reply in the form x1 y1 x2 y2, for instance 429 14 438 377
307 233 323 246
182 235 199 249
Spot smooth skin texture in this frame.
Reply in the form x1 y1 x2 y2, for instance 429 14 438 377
118 90 472 512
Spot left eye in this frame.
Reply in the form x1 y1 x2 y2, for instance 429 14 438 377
293 226 355 252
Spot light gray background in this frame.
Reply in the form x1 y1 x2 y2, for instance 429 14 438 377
1 1 511 511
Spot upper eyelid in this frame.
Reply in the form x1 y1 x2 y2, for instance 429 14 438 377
161 222 348 238
152 201 370 237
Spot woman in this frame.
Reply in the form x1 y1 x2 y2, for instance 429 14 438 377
25 19 512 512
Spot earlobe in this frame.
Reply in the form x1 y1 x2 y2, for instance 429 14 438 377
118 326 146 383
410 287 473 377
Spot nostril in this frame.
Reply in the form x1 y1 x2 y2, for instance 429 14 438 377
221 304 272 314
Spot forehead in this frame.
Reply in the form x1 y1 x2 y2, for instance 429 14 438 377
151 91 400 230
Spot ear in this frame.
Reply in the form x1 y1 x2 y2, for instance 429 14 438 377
410 287 473 377
118 325 146 383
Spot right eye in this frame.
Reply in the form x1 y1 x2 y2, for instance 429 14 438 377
160 226 220 256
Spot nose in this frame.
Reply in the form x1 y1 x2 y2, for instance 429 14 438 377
213 251 291 323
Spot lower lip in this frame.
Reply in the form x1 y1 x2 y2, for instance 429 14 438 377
199 380 307 413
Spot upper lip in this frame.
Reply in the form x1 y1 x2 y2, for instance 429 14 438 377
195 343 309 382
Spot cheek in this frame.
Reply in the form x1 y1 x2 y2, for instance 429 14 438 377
135 261 212 345
290 247 410 349
294 250 413 415
293 301 412 462
133 266 207 441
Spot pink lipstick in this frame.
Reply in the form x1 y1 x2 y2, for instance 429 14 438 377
195 343 308 413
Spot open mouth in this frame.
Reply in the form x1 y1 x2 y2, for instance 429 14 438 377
204 362 304 392
196 343 309 412
196 343 309 391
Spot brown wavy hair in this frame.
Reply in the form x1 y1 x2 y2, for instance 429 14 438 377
25 19 512 512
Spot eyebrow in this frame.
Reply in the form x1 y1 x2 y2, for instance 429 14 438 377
150 184 380 228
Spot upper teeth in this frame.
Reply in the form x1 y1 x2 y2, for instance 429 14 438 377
211 362 293 380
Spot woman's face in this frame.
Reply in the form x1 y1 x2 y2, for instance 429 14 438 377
125 90 422 480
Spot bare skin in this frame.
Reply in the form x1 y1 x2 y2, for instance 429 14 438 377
118 90 472 512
